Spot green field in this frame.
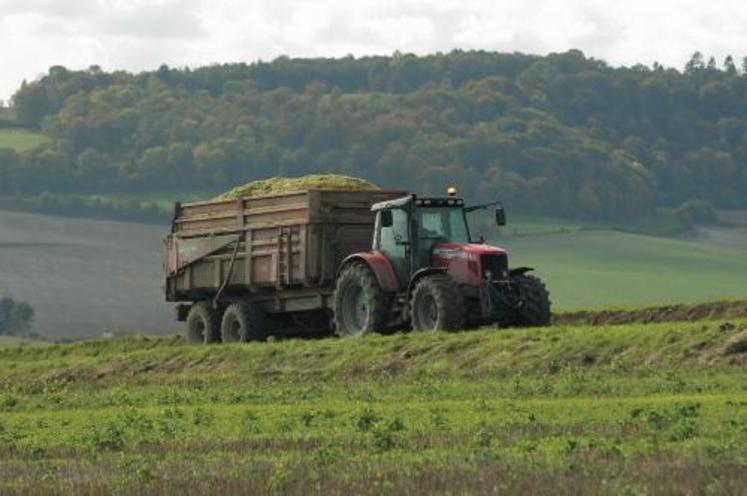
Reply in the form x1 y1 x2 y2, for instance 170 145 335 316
1 319 746 494
498 209 690 238
0 129 49 151
498 229 747 310
464 209 747 310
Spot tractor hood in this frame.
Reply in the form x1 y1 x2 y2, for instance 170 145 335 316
431 243 508 287
432 242 507 259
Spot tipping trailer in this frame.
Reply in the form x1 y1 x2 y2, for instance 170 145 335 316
164 188 551 343
164 189 407 342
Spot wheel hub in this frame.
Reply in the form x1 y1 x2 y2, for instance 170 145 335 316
343 285 368 335
418 294 438 330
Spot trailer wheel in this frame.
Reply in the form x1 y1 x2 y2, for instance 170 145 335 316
333 263 389 337
186 302 221 345
511 274 551 327
410 274 465 332
221 301 268 343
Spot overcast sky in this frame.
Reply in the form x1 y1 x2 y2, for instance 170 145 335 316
1 0 746 102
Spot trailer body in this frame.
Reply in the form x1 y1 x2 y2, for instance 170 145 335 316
164 189 406 317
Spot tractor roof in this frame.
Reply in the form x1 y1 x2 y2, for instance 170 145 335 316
371 195 465 211
371 195 413 211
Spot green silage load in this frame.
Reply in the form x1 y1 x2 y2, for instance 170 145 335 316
215 174 379 201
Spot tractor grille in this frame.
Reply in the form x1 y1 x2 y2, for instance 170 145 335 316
481 254 509 281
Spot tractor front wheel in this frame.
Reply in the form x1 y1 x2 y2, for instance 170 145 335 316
333 263 389 337
410 274 465 332
511 274 551 327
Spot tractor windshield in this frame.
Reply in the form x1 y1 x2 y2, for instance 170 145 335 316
416 207 471 244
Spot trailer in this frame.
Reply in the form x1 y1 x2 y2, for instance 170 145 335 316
164 189 406 341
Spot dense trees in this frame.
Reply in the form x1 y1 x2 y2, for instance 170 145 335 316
2 50 747 220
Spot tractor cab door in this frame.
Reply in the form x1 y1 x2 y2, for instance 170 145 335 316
376 208 411 288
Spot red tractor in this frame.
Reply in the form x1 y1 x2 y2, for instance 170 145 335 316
333 190 551 336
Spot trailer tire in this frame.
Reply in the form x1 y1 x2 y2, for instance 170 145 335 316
511 275 551 327
221 301 268 343
186 302 221 345
410 274 465 332
333 263 389 337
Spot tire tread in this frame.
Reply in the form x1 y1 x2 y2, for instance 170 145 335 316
513 275 552 327
411 274 465 331
333 263 389 337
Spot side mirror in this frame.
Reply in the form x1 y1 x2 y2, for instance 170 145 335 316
495 203 506 226
380 209 393 228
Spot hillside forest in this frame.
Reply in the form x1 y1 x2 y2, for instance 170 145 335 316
2 50 747 220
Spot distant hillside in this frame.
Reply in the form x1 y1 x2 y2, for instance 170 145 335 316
3 50 747 220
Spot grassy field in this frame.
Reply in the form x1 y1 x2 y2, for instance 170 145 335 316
498 209 690 238
1 318 746 494
498 229 747 310
0 210 174 339
0 129 49 151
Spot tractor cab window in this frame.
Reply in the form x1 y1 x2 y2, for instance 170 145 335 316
379 208 409 250
419 211 446 238
416 208 470 244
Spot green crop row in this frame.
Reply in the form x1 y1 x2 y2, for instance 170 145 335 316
1 319 746 494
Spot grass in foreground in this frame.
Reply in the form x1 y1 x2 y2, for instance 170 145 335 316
1 319 747 494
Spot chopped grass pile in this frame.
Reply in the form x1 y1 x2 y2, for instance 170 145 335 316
215 174 379 200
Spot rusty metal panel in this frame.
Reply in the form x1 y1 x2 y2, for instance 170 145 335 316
252 255 273 285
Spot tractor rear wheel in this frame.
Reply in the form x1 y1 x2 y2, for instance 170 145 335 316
186 302 221 345
221 301 269 343
511 274 551 327
333 263 389 337
410 274 465 332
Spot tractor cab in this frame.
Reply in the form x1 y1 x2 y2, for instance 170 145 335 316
333 189 551 336
371 192 507 288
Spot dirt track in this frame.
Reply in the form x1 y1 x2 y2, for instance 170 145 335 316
555 300 747 326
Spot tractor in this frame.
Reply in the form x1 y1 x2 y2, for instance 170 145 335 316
333 189 551 335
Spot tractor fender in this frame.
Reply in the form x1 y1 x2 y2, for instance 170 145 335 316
407 267 449 298
338 251 400 292
510 267 534 277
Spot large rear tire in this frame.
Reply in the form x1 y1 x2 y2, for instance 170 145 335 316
333 263 389 337
410 274 465 332
221 301 269 343
186 302 221 345
512 274 551 327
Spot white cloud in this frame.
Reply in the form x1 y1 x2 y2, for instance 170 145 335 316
1 0 746 102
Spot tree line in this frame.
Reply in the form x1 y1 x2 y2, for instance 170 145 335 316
3 50 747 220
